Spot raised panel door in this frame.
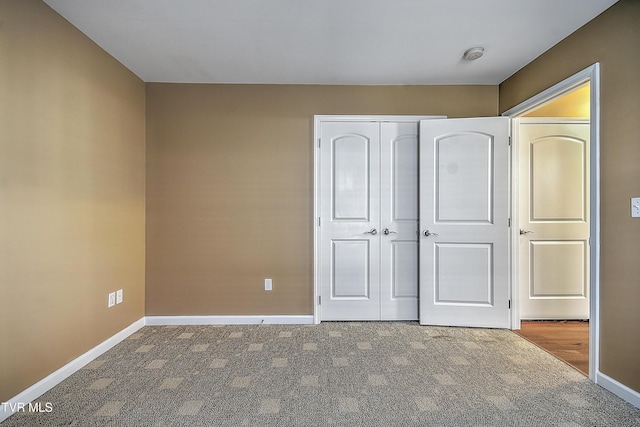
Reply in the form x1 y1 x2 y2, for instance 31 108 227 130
380 122 419 320
419 117 510 328
320 122 381 320
518 119 590 319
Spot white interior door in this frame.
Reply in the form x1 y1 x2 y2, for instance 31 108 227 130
419 117 510 328
517 118 590 319
380 122 419 320
319 121 381 320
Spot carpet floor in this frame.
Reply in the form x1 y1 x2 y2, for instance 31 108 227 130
3 322 639 426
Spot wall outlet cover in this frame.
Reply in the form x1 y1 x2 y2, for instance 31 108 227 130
264 278 273 291
116 289 123 304
108 292 116 308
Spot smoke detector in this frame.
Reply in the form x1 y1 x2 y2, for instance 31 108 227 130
463 47 484 61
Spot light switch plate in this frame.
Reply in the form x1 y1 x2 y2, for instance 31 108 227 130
632 197 640 218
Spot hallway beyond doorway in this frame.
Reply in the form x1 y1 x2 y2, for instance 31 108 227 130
514 320 589 375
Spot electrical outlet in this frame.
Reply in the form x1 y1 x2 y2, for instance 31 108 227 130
116 289 123 304
108 292 116 308
264 278 272 291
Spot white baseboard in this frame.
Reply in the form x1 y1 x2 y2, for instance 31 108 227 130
596 371 640 409
144 315 314 326
0 318 145 423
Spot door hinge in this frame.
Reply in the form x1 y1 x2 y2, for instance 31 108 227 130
508 218 511 227
508 299 511 309
318 217 321 227
318 295 321 305
508 136 512 146
318 138 321 148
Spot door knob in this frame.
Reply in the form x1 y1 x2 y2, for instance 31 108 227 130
423 230 439 237
364 228 378 235
519 229 534 235
383 228 397 235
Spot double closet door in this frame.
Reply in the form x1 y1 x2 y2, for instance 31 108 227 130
319 119 429 320
317 116 510 328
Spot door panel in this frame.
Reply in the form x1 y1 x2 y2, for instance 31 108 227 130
529 240 587 297
518 119 589 319
391 134 418 221
435 133 493 223
332 134 372 220
332 240 371 298
380 122 419 320
419 117 510 328
531 136 587 221
435 243 493 305
390 241 419 298
320 122 380 320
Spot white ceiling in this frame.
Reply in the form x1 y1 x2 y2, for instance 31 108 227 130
43 0 618 85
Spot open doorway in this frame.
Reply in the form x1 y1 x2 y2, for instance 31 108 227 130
515 83 590 375
504 64 600 381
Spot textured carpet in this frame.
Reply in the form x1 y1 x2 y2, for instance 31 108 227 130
3 322 639 426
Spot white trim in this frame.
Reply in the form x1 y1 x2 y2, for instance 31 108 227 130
517 117 590 125
144 315 314 326
313 115 441 123
313 116 321 324
509 119 519 330
0 318 145 423
503 63 601 384
596 371 640 409
588 64 601 385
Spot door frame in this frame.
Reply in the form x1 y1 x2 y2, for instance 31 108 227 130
502 63 600 381
313 115 443 324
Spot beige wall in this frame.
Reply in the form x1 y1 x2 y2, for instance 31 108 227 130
0 0 146 401
145 84 498 315
500 0 640 392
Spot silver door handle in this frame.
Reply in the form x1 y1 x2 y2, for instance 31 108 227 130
519 229 534 235
383 228 397 235
365 228 378 235
423 230 439 237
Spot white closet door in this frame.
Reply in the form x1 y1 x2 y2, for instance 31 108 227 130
419 117 510 328
518 119 590 319
319 122 381 320
380 122 419 320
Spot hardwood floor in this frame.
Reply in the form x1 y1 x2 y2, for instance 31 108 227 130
514 320 589 376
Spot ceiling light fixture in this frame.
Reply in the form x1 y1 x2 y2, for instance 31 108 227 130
463 47 484 61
